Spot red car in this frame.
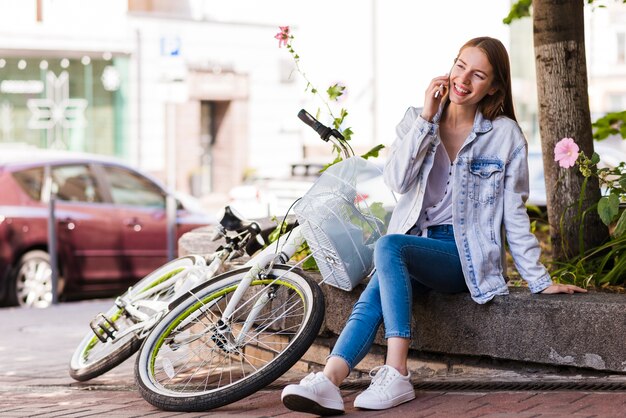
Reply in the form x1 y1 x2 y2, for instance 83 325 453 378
0 149 216 308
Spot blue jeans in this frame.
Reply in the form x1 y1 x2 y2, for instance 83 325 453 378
329 225 467 370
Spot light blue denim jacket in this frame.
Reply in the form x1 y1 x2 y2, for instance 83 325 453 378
384 106 553 304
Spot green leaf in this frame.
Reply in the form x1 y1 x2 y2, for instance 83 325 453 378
598 194 620 225
503 0 532 24
590 152 600 165
592 110 626 140
302 256 319 271
612 208 626 237
333 108 349 130
268 220 288 243
368 201 387 223
320 155 343 173
326 83 345 101
341 127 354 141
360 144 385 160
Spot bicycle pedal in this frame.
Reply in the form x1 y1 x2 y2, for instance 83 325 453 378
89 313 119 343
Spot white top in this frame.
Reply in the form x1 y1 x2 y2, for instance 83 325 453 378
413 142 453 235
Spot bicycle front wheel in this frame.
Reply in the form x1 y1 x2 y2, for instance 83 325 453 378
135 264 324 412
69 255 206 381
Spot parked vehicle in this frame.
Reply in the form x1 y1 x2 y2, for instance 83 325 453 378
0 149 216 308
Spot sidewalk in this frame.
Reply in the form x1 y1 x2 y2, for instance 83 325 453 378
1 299 626 417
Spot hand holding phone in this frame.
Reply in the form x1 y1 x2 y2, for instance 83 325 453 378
421 74 449 122
434 84 447 99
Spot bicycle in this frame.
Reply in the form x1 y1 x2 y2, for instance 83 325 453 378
133 110 393 411
69 207 264 381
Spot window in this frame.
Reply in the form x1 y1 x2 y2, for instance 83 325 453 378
12 167 43 201
0 56 129 155
104 165 165 208
52 165 103 203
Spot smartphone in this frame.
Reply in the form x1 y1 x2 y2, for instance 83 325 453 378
434 84 446 99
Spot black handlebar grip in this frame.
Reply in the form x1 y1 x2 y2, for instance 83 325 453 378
298 109 332 140
297 109 316 127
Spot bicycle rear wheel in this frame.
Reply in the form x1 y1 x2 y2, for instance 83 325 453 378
69 255 206 381
135 264 324 412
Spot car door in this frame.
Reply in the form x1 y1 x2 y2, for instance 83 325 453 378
51 163 126 287
100 164 169 280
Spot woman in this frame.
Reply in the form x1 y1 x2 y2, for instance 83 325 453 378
281 36 586 415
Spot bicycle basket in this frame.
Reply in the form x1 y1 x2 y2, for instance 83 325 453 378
293 156 396 291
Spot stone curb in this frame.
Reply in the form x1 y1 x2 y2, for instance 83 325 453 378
321 282 626 373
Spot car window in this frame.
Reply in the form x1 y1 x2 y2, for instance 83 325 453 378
52 165 103 203
104 165 165 208
12 167 44 201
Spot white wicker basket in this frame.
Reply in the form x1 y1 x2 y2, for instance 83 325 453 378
293 156 396 291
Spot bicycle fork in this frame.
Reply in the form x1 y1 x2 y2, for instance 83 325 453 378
212 227 308 351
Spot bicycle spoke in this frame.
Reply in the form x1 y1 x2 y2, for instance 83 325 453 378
239 292 304 348
137 265 324 411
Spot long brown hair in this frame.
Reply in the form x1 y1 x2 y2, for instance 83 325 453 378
456 37 516 122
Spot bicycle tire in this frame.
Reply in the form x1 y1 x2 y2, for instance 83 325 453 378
135 264 324 412
69 255 206 381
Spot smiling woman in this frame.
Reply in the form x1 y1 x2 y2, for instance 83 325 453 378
281 36 586 416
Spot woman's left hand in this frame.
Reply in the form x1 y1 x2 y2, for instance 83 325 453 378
540 284 587 294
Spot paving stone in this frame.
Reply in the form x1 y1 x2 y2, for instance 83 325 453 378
3 299 626 417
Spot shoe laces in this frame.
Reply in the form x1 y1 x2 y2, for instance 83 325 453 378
301 372 323 386
367 365 396 392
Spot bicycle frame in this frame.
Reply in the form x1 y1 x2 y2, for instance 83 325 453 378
171 226 314 351
91 227 256 345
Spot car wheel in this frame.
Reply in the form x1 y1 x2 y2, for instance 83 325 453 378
9 250 54 308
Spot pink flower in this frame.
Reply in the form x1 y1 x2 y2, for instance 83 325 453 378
554 137 580 168
274 26 290 48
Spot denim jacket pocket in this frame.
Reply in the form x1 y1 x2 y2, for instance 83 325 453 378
468 158 504 204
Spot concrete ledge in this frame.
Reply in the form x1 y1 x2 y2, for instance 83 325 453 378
180 223 626 374
322 283 626 373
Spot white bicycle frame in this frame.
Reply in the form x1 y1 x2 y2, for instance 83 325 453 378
172 226 317 350
224 226 311 342
98 229 254 344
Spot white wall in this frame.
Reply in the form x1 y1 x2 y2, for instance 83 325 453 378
193 0 511 156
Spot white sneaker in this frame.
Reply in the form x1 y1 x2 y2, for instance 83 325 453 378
281 372 345 416
353 365 415 410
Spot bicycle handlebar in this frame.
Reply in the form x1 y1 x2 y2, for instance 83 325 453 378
297 109 353 159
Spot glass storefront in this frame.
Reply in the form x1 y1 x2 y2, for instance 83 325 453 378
0 55 129 158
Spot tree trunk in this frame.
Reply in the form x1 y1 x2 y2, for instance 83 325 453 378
533 0 608 260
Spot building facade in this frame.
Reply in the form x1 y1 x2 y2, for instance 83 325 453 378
0 0 302 197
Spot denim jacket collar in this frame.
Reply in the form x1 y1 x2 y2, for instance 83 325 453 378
472 109 493 134
433 105 493 135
